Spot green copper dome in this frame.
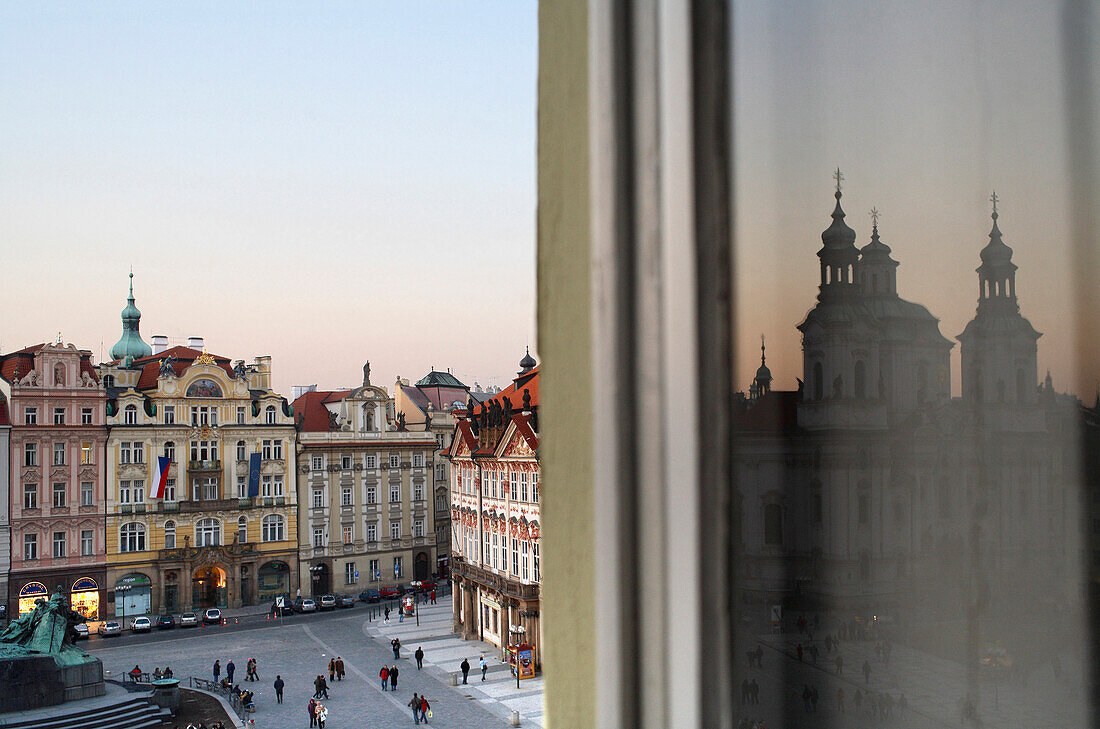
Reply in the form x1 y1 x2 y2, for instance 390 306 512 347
109 272 152 361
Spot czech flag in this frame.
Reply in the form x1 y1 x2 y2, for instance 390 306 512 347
151 456 171 499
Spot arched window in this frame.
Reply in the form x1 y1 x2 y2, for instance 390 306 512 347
120 523 146 552
265 405 277 424
163 520 176 549
854 361 866 399
124 404 138 425
238 516 248 544
1016 369 1027 403
195 518 221 547
812 362 823 401
763 503 782 545
262 514 286 542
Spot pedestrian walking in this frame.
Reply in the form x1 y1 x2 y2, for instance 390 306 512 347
409 693 422 725
385 606 391 623
415 647 424 670
390 664 399 690
248 657 259 681
328 658 336 682
853 688 863 712
480 655 488 681
335 657 345 681
837 687 845 713
835 654 844 675
273 675 284 703
380 666 390 691
213 659 221 682
863 659 872 684
226 659 235 684
317 703 328 729
460 658 470 684
308 697 317 728
420 694 430 723
392 638 402 660
430 589 436 604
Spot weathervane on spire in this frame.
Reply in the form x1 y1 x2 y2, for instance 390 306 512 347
869 207 880 228
990 190 999 215
833 167 844 194
760 334 766 366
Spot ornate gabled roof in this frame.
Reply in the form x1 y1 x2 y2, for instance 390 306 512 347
415 370 467 388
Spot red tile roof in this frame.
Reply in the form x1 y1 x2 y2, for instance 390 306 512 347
481 366 540 412
292 389 353 432
0 344 98 385
126 346 235 391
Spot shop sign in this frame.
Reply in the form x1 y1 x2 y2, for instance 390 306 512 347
518 648 536 680
72 577 99 592
18 581 49 616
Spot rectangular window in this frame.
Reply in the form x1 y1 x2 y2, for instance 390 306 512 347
342 486 352 506
366 455 377 469
343 525 353 544
390 521 401 540
313 489 324 508
81 442 93 465
390 484 400 503
23 482 38 510
413 453 424 467
237 442 246 462
24 533 37 560
389 454 399 469
239 519 248 544
393 556 402 577
80 481 94 506
415 519 424 538
24 407 37 425
53 531 66 558
273 478 284 496
24 442 37 467
237 406 246 424
262 440 273 459
437 464 445 481
262 475 273 497
53 482 66 508
53 442 66 466
520 471 528 502
273 440 283 460
342 455 351 470
237 476 247 498
124 406 137 425
120 442 131 464
132 443 144 464
81 407 93 425
312 455 323 471
201 478 218 501
346 561 356 584
164 442 175 461
119 480 131 504
366 486 377 504
501 533 508 572
532 472 539 502
484 529 490 563
313 528 325 547
533 542 540 582
265 407 276 424
54 407 65 425
369 558 379 580
511 538 519 576
163 405 175 424
413 483 423 501
492 533 499 569
367 523 377 542
522 540 530 580
164 479 176 502
81 530 93 556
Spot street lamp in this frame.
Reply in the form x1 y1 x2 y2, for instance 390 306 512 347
410 580 423 626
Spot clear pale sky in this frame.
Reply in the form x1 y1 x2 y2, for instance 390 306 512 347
734 1 1096 398
0 2 538 397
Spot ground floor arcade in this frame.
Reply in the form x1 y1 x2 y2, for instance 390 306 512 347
452 560 541 670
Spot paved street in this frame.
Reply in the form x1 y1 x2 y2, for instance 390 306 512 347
86 601 541 729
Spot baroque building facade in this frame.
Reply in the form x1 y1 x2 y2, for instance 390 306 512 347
292 367 439 596
0 341 107 619
734 184 1079 656
98 342 299 618
448 356 541 667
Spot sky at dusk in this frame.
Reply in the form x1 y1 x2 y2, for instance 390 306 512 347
733 1 1096 398
0 2 538 397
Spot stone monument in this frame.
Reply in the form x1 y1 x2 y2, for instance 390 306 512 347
0 586 105 710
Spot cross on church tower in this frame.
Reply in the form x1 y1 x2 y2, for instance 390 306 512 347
990 190 999 215
869 207 880 227
833 167 844 193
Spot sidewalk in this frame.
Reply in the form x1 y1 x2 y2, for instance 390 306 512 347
364 599 545 728
758 632 1085 728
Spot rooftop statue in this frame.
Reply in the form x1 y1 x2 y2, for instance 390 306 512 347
0 588 93 667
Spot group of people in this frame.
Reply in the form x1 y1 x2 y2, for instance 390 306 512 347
313 673 330 699
458 656 490 683
212 657 259 685
407 692 431 724
739 677 761 704
177 723 227 729
306 697 329 728
379 664 400 691
327 656 346 682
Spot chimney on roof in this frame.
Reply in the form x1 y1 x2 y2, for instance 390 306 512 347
292 384 317 400
151 335 169 355
253 355 272 390
187 336 204 350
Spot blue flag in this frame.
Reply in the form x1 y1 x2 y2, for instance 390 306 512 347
248 453 261 496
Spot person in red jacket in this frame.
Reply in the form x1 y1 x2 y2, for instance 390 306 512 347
379 665 389 691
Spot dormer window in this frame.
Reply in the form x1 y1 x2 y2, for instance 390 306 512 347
265 405 276 424
124 404 138 425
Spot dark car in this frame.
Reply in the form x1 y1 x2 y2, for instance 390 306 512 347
156 614 176 629
272 597 294 616
359 589 381 603
379 586 401 600
202 608 222 625
337 595 355 608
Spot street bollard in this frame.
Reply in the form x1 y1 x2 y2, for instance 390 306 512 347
510 710 521 726
449 674 458 686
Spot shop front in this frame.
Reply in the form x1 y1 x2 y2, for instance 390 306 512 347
258 561 290 602
12 568 107 619
70 577 101 620
114 573 153 618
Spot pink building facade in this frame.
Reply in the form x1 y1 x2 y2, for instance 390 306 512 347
0 341 107 619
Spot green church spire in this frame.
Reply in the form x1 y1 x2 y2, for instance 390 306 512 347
109 271 152 361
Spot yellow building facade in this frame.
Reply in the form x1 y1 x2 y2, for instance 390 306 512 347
99 346 298 617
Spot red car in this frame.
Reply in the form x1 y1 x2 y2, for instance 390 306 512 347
379 586 401 600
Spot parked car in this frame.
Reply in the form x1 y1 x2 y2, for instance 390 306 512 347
202 608 222 625
179 612 199 628
360 589 381 603
100 621 122 636
379 586 401 600
292 597 317 613
337 595 355 608
419 581 438 593
271 597 294 616
318 594 337 611
73 623 89 640
156 614 176 629
130 616 153 632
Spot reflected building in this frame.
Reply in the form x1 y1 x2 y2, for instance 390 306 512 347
734 184 1080 662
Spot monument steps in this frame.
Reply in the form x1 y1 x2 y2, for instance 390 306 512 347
0 695 171 729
